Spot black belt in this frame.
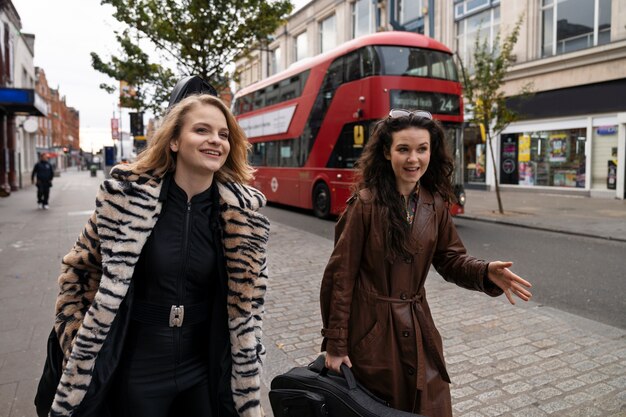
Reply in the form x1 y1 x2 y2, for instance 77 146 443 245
132 301 209 327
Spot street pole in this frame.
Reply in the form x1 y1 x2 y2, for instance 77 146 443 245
119 103 123 160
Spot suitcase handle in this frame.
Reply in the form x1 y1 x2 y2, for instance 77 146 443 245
319 363 358 391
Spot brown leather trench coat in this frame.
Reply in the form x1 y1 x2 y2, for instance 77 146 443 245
320 189 503 416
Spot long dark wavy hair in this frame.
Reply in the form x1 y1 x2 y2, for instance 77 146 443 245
352 115 455 259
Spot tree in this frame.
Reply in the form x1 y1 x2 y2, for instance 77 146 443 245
459 16 532 214
92 0 293 113
91 30 176 114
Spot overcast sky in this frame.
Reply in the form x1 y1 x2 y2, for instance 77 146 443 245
13 0 310 152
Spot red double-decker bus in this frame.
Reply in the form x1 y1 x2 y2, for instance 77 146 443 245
233 31 466 218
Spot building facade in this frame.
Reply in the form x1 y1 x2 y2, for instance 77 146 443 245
0 0 46 195
35 67 52 153
234 0 626 200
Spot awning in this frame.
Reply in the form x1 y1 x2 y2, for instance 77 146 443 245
0 88 47 116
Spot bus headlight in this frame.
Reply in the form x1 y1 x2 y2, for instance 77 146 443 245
457 191 466 206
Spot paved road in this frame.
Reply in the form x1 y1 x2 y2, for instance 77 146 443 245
453 218 626 330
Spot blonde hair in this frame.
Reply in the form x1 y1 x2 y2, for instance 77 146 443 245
131 94 254 184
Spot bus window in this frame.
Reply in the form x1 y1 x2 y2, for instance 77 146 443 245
375 46 457 81
323 58 344 94
279 139 299 167
362 46 380 77
251 142 266 166
254 89 266 109
266 84 280 106
266 141 279 166
344 51 361 82
431 52 447 79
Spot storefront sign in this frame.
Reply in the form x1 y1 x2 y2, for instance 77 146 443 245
596 126 617 135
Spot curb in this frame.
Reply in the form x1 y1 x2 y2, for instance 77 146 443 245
456 214 626 243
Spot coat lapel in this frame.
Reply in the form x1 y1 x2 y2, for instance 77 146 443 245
51 169 163 416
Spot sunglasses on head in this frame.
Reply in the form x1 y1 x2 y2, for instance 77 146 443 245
388 109 433 120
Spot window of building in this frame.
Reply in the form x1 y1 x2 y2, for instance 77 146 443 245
541 0 611 57
454 0 494 18
320 14 337 53
352 0 374 39
271 47 282 75
295 32 308 62
397 0 423 24
500 128 587 188
456 4 500 71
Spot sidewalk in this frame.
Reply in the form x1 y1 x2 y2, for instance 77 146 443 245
0 170 624 417
459 188 626 242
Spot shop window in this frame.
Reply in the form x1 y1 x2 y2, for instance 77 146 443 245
464 126 486 183
500 128 586 188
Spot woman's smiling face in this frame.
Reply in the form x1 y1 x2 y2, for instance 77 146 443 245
170 103 231 180
385 127 431 195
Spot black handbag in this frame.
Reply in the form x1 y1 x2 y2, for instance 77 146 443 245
270 355 423 417
34 328 64 417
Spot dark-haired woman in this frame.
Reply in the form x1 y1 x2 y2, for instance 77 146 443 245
320 109 532 417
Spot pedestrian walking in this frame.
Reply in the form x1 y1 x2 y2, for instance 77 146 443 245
320 109 533 417
31 153 54 209
35 76 270 417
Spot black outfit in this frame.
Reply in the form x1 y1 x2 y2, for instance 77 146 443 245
31 160 54 205
112 178 232 417
33 174 237 417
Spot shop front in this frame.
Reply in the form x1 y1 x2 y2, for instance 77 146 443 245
498 114 625 199
499 127 587 189
499 79 626 199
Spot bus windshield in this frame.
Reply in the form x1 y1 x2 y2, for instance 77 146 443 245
375 46 458 81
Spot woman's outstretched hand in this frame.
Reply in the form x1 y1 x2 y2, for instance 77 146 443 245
487 261 532 305
325 352 352 373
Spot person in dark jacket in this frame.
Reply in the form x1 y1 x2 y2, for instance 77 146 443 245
31 153 54 209
35 77 270 417
320 110 533 417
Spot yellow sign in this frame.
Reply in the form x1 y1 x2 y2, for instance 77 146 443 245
353 125 364 148
518 135 530 162
133 136 146 141
479 123 486 142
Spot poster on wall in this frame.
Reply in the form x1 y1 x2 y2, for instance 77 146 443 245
500 135 519 184
549 133 567 162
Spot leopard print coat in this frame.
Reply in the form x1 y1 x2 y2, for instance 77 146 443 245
50 165 270 417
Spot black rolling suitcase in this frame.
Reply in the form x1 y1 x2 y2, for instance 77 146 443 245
269 355 423 417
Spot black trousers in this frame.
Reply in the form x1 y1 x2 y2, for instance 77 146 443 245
112 320 213 417
36 182 50 205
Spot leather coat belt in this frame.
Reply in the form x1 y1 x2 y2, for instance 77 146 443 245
132 301 209 327
375 289 450 391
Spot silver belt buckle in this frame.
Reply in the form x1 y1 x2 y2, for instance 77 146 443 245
169 305 184 327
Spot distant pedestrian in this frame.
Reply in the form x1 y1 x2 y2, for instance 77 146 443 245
35 76 270 417
320 109 532 417
31 153 54 209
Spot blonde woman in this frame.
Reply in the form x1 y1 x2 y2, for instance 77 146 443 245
36 77 269 417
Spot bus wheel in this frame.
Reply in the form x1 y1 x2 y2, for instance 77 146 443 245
313 182 331 219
